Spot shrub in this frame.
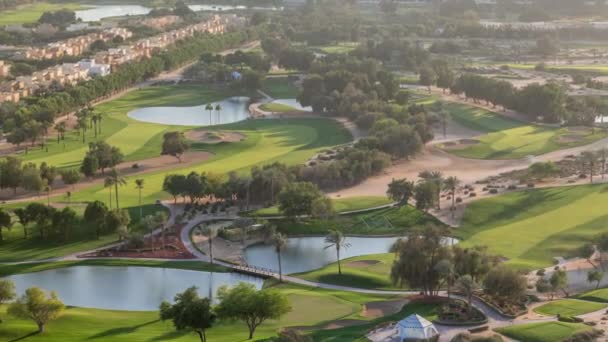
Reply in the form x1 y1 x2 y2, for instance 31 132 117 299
469 192 477 197
489 189 498 194
536 269 546 276
456 197 463 203
131 163 140 169
527 183 535 188
507 184 517 190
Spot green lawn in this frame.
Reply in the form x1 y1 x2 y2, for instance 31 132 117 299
294 253 396 290
259 102 296 113
496 322 592 342
0 3 86 25
274 204 442 236
576 288 608 303
262 77 300 98
457 184 608 270
252 196 393 217
312 42 359 54
441 103 608 159
0 282 400 341
533 299 607 316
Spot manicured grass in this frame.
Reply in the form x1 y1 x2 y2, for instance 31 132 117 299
0 259 229 278
0 282 399 341
443 103 608 159
0 3 86 25
457 184 608 270
259 102 296 113
262 77 300 98
274 204 442 236
533 299 607 316
23 85 236 169
312 42 359 54
496 322 592 342
252 196 393 216
308 301 441 342
294 253 397 290
576 288 608 303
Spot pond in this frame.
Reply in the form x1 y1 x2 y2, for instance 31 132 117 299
76 4 279 22
244 236 458 275
127 96 250 126
4 266 263 311
271 98 312 112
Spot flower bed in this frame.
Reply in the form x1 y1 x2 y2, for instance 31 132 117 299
434 299 488 326
475 293 527 318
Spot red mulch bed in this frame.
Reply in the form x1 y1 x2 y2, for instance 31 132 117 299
79 224 196 259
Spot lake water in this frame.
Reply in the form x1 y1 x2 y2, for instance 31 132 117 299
76 4 279 22
4 266 263 311
127 96 250 126
271 98 312 112
244 236 458 274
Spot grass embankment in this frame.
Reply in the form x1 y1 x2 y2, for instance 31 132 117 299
0 3 86 25
294 253 396 290
259 102 297 113
442 103 608 159
274 204 442 236
457 184 608 270
262 77 300 98
577 288 608 303
23 85 237 169
0 259 229 278
496 321 592 342
533 299 607 316
252 196 393 216
0 282 406 342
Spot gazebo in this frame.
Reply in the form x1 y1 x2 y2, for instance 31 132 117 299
397 314 439 342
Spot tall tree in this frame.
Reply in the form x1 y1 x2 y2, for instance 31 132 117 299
324 230 351 275
443 176 461 217
108 168 126 209
8 287 64 333
84 201 108 239
0 279 16 322
135 179 145 220
216 283 291 340
588 270 604 290
273 232 287 282
201 225 216 265
386 178 415 206
455 275 479 317
159 287 216 342
0 208 11 242
161 132 190 163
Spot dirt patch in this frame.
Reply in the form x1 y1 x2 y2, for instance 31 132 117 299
362 299 409 318
185 130 245 144
442 138 480 150
322 319 367 330
558 134 585 144
346 260 380 268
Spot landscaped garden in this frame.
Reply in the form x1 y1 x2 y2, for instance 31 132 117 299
457 183 608 270
441 103 608 159
533 299 607 316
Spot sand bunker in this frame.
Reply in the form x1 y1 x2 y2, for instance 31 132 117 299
346 260 380 268
362 299 409 318
186 130 245 144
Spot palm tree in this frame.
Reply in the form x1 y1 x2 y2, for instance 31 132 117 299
135 179 144 220
205 103 214 125
108 168 127 209
54 122 66 143
579 151 598 183
273 232 287 282
215 103 222 125
443 176 461 218
600 148 608 180
419 170 444 209
96 112 104 135
439 110 449 138
65 191 72 205
155 211 169 252
104 177 114 209
44 185 51 206
324 230 351 275
201 225 216 264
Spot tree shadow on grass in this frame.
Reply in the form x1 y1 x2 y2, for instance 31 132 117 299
86 319 160 340
147 329 189 341
314 273 390 290
9 331 39 342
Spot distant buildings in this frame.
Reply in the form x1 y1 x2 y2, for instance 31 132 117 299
0 15 233 104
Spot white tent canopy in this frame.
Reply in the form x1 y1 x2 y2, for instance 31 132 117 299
397 314 439 341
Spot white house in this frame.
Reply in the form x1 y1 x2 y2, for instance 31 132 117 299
78 59 111 77
397 314 439 341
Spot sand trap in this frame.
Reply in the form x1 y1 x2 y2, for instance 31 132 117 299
362 299 409 318
346 260 380 268
186 130 245 144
